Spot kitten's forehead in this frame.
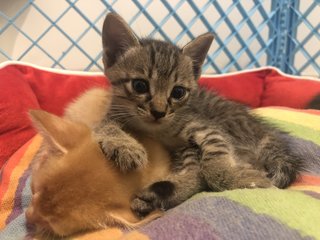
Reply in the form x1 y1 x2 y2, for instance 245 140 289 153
112 39 194 82
142 40 194 84
142 39 180 76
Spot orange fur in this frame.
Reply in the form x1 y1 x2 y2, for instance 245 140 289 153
26 109 170 238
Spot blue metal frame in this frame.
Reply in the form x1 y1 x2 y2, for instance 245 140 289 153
0 0 319 76
269 0 308 74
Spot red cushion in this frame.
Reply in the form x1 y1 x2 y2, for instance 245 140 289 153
0 63 107 168
0 65 40 168
1 63 319 169
199 69 267 108
261 69 320 108
199 68 320 108
19 65 108 116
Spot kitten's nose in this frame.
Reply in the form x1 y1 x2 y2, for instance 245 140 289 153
150 110 166 120
26 206 50 229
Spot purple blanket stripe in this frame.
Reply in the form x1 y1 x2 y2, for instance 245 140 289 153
302 190 320 200
140 196 312 240
284 134 320 174
6 167 32 225
141 212 219 240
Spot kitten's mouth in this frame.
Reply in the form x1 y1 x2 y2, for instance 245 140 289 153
139 116 166 126
137 113 173 127
146 118 164 125
143 114 174 126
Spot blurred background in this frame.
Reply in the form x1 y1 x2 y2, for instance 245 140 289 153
0 0 319 76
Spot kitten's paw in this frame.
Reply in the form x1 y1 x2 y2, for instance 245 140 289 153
99 140 147 172
206 167 273 191
131 192 156 218
233 168 273 189
131 181 175 217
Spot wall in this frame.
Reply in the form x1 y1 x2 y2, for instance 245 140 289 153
0 0 318 76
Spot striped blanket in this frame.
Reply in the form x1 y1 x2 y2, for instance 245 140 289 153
1 107 320 240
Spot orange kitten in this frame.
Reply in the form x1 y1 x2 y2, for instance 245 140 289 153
26 108 170 237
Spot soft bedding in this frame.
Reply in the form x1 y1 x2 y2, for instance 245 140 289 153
1 107 320 240
1 62 320 240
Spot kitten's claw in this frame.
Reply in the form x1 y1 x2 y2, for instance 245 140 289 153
99 140 148 172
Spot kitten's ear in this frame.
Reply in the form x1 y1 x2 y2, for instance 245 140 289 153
182 33 214 78
102 13 140 67
29 110 86 154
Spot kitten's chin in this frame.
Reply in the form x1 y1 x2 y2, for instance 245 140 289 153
146 116 172 126
146 119 165 125
132 116 170 132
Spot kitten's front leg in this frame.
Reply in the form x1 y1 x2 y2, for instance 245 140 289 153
95 122 147 172
131 147 205 217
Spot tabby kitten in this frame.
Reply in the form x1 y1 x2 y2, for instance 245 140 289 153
97 13 303 216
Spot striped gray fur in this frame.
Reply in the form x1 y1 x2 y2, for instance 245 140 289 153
97 13 304 216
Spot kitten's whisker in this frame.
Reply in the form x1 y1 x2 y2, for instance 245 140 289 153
110 115 133 126
109 107 129 111
96 220 106 229
118 118 133 127
110 106 130 109
109 112 130 117
110 115 133 122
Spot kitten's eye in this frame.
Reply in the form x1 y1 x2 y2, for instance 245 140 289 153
132 79 149 94
171 86 186 100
